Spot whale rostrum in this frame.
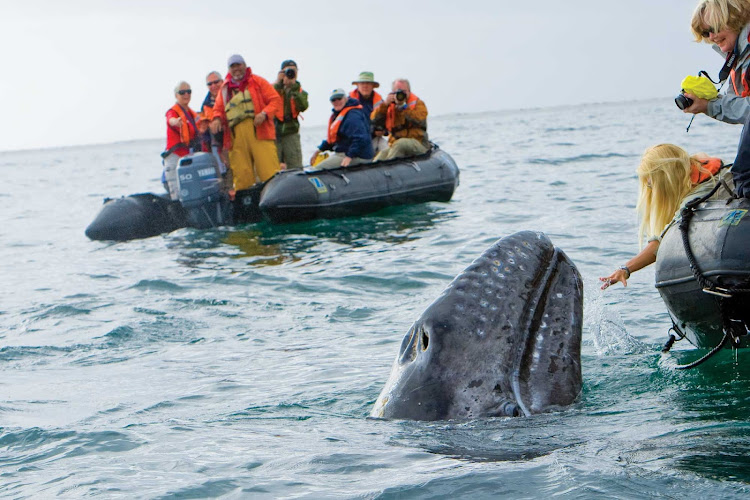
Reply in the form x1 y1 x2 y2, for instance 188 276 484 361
372 231 583 420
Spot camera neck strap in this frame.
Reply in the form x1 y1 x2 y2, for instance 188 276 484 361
717 50 738 83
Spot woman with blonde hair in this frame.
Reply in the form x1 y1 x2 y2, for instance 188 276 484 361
600 144 731 289
683 0 750 124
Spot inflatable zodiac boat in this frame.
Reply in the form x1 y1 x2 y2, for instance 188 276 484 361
655 195 750 350
259 146 459 223
85 146 460 241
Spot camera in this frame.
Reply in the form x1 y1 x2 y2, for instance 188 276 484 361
395 90 407 102
675 93 693 110
284 68 296 79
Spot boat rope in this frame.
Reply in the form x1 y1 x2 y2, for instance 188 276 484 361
678 175 750 295
665 173 749 369
661 320 685 353
665 300 741 370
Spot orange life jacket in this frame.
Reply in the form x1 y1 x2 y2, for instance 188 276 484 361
385 92 421 131
730 31 750 97
201 103 214 122
691 157 723 184
349 89 383 107
171 104 198 146
327 104 363 144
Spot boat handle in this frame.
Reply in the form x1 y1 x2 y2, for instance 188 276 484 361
702 287 733 298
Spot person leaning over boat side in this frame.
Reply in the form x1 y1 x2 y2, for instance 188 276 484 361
599 144 733 290
371 78 429 161
309 88 373 170
199 70 224 152
683 0 750 124
273 59 309 170
350 71 383 127
210 54 282 192
162 81 204 200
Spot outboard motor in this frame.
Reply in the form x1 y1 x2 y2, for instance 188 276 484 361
176 153 233 229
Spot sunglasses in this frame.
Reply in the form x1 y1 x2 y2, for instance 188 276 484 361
330 96 344 102
207 79 222 86
701 26 717 38
177 89 192 95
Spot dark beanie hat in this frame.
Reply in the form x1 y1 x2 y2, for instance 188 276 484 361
280 59 297 69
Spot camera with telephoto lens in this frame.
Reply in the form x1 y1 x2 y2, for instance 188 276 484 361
284 68 296 79
395 90 407 102
675 92 694 110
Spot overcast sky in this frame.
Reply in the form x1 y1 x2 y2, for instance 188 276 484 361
0 0 725 151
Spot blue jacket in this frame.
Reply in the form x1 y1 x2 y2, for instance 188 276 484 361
318 98 374 159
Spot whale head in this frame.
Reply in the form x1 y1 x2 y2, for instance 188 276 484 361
372 231 583 420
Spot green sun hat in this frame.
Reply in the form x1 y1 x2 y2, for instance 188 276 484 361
352 71 379 88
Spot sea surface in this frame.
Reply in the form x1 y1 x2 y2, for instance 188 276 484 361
3 99 750 499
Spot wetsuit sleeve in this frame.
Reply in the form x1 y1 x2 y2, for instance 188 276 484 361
732 116 750 197
318 140 332 152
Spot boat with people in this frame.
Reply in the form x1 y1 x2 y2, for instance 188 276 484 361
85 145 459 242
654 192 750 352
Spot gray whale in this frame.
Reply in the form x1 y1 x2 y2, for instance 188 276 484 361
372 231 583 420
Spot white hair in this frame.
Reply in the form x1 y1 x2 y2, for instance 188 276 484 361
173 81 190 94
392 78 411 91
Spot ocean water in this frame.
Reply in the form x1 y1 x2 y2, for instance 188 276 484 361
2 99 750 498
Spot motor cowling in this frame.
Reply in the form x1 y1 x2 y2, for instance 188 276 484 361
176 153 232 229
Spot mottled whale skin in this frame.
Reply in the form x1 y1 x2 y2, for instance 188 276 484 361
371 231 583 420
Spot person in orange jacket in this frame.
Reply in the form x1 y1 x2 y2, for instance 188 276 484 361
371 78 429 161
349 71 382 127
210 54 282 191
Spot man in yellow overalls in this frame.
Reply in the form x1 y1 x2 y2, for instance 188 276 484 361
210 54 282 191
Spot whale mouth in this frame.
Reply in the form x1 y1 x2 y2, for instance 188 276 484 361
511 246 562 417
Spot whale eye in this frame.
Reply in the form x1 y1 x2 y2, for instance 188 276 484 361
502 401 520 417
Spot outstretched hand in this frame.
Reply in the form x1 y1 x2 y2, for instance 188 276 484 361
599 269 629 290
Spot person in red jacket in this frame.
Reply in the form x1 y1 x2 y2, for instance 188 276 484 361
163 81 203 200
210 54 282 191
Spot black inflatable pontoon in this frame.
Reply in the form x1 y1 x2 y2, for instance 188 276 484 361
259 146 459 224
86 147 459 241
655 197 750 349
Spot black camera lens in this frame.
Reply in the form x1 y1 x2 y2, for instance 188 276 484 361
675 93 693 110
285 68 296 78
395 90 406 101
